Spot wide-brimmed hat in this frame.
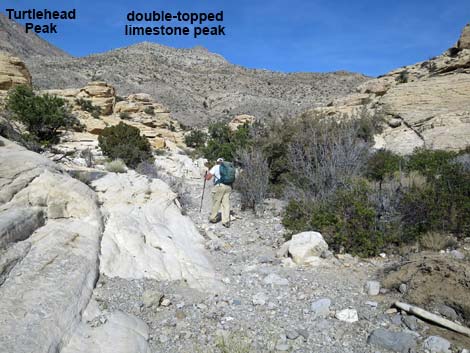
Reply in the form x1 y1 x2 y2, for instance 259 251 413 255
216 157 224 162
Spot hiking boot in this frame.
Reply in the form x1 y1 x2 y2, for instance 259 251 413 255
222 222 230 228
209 218 218 224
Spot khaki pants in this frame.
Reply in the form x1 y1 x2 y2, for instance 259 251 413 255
210 184 231 224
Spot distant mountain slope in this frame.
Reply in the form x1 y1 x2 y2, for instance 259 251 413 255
0 13 69 58
26 42 369 126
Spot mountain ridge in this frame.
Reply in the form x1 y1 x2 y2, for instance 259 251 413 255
0 14 370 126
0 13 70 58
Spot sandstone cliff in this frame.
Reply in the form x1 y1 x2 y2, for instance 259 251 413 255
307 25 470 154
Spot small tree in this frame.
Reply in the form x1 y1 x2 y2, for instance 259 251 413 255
98 122 153 168
6 85 76 145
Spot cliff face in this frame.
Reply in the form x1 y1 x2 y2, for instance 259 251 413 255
306 25 470 154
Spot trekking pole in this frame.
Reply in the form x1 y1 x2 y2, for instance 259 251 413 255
200 171 207 213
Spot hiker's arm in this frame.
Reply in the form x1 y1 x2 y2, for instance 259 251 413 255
205 171 213 181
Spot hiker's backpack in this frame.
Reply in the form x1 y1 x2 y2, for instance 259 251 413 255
219 162 236 185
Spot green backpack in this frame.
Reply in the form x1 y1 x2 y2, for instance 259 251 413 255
218 162 236 185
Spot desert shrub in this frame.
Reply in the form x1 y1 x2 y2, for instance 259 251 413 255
184 129 207 148
104 159 127 173
448 47 461 57
396 70 409 84
400 149 470 240
234 147 269 211
80 148 95 168
420 231 456 251
365 149 403 183
136 160 159 179
6 85 77 146
162 175 192 213
283 180 388 257
76 98 101 118
406 148 457 178
144 106 155 115
119 112 131 120
167 122 176 132
98 122 153 168
285 117 369 201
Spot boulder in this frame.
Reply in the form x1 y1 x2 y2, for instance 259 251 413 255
310 298 331 319
335 309 359 323
423 336 451 353
92 171 221 292
114 101 141 114
356 79 392 95
278 231 328 265
0 52 32 90
228 114 256 131
128 93 153 102
367 329 417 353
81 81 115 98
0 139 103 353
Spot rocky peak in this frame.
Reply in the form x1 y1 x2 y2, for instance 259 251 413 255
457 23 470 49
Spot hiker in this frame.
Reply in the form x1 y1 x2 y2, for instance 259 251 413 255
205 157 235 228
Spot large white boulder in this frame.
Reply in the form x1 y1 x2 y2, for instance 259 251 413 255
278 231 328 265
0 138 103 353
92 171 221 292
155 153 207 180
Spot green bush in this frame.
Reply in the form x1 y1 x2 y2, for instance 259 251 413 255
76 98 101 118
201 122 251 162
397 148 470 241
283 180 387 257
119 112 131 120
396 70 409 84
366 149 403 182
105 159 127 173
144 106 155 115
6 85 77 145
184 129 207 148
98 122 153 168
406 148 457 178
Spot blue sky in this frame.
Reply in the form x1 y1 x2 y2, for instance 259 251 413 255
2 0 469 76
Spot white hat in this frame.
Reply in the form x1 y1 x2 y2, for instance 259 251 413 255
216 157 224 162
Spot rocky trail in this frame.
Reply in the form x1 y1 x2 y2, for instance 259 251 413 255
89 169 470 353
1 138 469 353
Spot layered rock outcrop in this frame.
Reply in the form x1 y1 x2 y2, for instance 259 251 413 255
307 25 470 154
0 138 104 353
0 51 31 91
228 114 256 131
92 171 221 292
44 83 184 153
